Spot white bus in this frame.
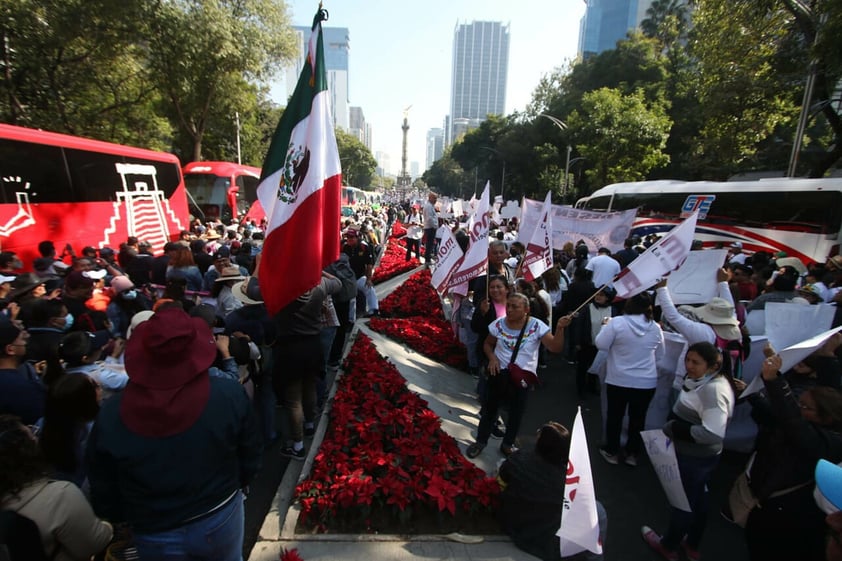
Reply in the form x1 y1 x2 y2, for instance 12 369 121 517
575 178 842 263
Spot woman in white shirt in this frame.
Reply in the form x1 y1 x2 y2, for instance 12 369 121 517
595 292 664 467
466 293 571 459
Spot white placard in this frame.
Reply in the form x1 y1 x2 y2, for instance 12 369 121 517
660 250 729 305
765 302 835 353
641 429 691 512
741 326 842 397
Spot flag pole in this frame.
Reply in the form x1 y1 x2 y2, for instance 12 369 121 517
570 284 607 316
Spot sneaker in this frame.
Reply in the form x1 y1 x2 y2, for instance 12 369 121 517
466 442 485 459
624 453 638 467
599 448 619 465
500 444 519 457
281 446 306 461
681 539 701 561
490 425 505 439
641 526 678 561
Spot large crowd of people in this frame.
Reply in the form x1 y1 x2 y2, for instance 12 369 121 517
3 197 842 561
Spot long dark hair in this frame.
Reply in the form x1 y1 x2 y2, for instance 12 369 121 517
39 374 99 475
0 415 49 498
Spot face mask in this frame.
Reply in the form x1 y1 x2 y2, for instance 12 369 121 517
62 313 74 331
122 289 137 300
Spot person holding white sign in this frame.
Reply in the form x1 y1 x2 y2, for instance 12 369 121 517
737 353 842 561
642 341 736 561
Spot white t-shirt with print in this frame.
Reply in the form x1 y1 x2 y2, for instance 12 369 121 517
489 316 550 374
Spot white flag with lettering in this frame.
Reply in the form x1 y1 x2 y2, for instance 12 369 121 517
447 182 491 295
558 408 603 556
523 191 553 282
431 227 464 294
613 212 699 298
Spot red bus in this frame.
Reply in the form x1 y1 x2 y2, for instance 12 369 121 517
182 161 261 223
0 124 189 266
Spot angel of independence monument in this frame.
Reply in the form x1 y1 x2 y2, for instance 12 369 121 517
396 107 412 200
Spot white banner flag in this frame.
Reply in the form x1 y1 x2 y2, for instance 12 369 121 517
656 249 729 306
765 302 836 354
558 408 603 557
431 227 465 294
613 212 699 299
520 198 637 254
523 191 553 282
447 182 491 294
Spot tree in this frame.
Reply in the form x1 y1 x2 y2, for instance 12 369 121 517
0 0 171 147
567 88 671 189
146 0 297 162
422 148 471 198
335 128 376 188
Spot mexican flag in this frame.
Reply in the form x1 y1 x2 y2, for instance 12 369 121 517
256 7 341 315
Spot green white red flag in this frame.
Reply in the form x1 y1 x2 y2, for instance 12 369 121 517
256 7 341 315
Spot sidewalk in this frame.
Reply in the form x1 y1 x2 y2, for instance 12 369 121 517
248 266 539 561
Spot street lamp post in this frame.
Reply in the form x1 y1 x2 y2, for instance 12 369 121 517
538 113 571 199
480 146 506 199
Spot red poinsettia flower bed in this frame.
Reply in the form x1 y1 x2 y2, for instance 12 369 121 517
372 240 421 284
379 269 442 318
295 334 499 533
368 316 468 370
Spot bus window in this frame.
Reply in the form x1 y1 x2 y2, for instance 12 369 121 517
582 195 612 211
0 138 72 203
235 173 259 216
66 149 182 202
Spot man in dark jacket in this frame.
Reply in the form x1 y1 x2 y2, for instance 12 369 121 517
87 308 261 561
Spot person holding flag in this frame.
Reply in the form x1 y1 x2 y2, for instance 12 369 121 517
255 5 341 317
498 420 606 560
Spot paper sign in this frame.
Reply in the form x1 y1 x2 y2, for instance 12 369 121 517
660 249 729 305
765 303 835 353
741 326 842 397
641 430 691 512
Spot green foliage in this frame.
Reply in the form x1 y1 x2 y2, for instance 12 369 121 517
335 128 377 188
568 88 671 188
146 0 298 162
0 0 171 146
422 148 472 199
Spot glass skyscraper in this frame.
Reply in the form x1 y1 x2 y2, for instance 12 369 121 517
448 21 510 145
578 0 655 58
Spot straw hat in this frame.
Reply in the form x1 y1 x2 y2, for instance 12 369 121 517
214 266 245 283
232 277 263 305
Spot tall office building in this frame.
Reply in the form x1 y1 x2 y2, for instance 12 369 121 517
448 21 510 145
349 106 372 150
285 26 351 130
578 0 655 58
426 128 444 170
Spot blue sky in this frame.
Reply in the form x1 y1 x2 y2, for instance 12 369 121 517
272 0 586 176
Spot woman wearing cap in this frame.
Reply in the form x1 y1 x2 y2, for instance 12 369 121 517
212 266 245 319
735 353 842 561
595 292 664 466
87 307 261 561
642 341 737 560
105 275 150 339
0 415 113 561
10 273 46 306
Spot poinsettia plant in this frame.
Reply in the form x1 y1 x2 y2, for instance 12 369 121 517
379 269 442 319
372 240 421 285
368 316 468 370
295 334 498 533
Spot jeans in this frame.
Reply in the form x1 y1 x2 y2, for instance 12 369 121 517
604 384 655 455
405 238 421 261
133 491 244 561
317 326 337 407
476 372 527 448
661 453 720 550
